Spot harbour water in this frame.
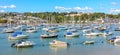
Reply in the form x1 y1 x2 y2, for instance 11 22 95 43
0 24 120 55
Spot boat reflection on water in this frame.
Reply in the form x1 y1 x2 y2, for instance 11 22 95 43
50 44 69 55
50 46 68 51
8 38 28 42
85 36 98 39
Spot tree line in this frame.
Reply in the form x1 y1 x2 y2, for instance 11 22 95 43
0 12 120 23
24 12 120 23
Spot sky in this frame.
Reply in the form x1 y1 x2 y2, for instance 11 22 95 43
0 0 120 14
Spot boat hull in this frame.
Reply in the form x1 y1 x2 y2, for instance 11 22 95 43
41 34 58 38
8 35 28 40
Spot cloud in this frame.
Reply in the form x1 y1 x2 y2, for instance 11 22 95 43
111 2 117 5
9 5 16 8
110 8 120 13
73 6 93 10
0 10 5 12
73 7 81 10
0 4 16 9
55 6 93 11
55 6 71 11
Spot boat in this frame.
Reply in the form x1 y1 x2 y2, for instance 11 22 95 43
40 33 58 38
114 38 120 46
26 29 37 33
11 40 34 48
108 36 120 44
48 29 58 32
82 29 92 33
98 27 106 31
64 29 79 37
13 25 22 30
26 28 37 33
8 32 28 40
101 31 113 36
83 40 94 44
42 27 49 31
2 28 14 33
115 27 120 31
58 26 67 30
83 32 101 36
49 40 68 47
47 27 59 33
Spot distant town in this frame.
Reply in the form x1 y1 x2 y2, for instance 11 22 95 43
0 12 120 25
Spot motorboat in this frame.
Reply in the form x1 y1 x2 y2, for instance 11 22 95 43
11 40 34 48
8 32 28 40
98 27 106 31
82 29 92 33
64 29 79 37
40 33 58 38
2 28 14 33
83 32 101 36
83 40 94 44
49 40 68 47
42 27 49 31
13 25 22 30
108 36 120 44
115 27 120 31
101 31 113 36
114 37 120 46
26 28 37 33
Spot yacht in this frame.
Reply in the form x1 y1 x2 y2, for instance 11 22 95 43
8 32 28 40
11 40 34 48
50 40 68 47
40 33 58 38
64 29 79 37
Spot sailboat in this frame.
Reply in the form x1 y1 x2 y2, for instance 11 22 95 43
40 33 58 38
64 29 79 37
26 26 37 33
2 19 14 33
64 16 79 37
8 31 28 40
8 18 28 40
11 40 34 48
49 40 68 47
2 28 14 33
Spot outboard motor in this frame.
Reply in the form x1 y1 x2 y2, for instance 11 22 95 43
11 43 16 47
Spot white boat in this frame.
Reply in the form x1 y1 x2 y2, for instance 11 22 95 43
108 36 120 44
26 28 37 33
115 27 120 31
48 29 58 33
26 29 37 33
42 27 49 31
84 32 101 36
83 40 94 44
114 38 120 46
13 25 22 30
8 32 28 40
47 27 59 33
58 26 67 30
98 27 106 31
50 40 68 47
42 27 58 32
82 29 92 33
65 29 79 37
11 40 34 48
40 33 58 38
101 31 113 36
2 28 14 33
